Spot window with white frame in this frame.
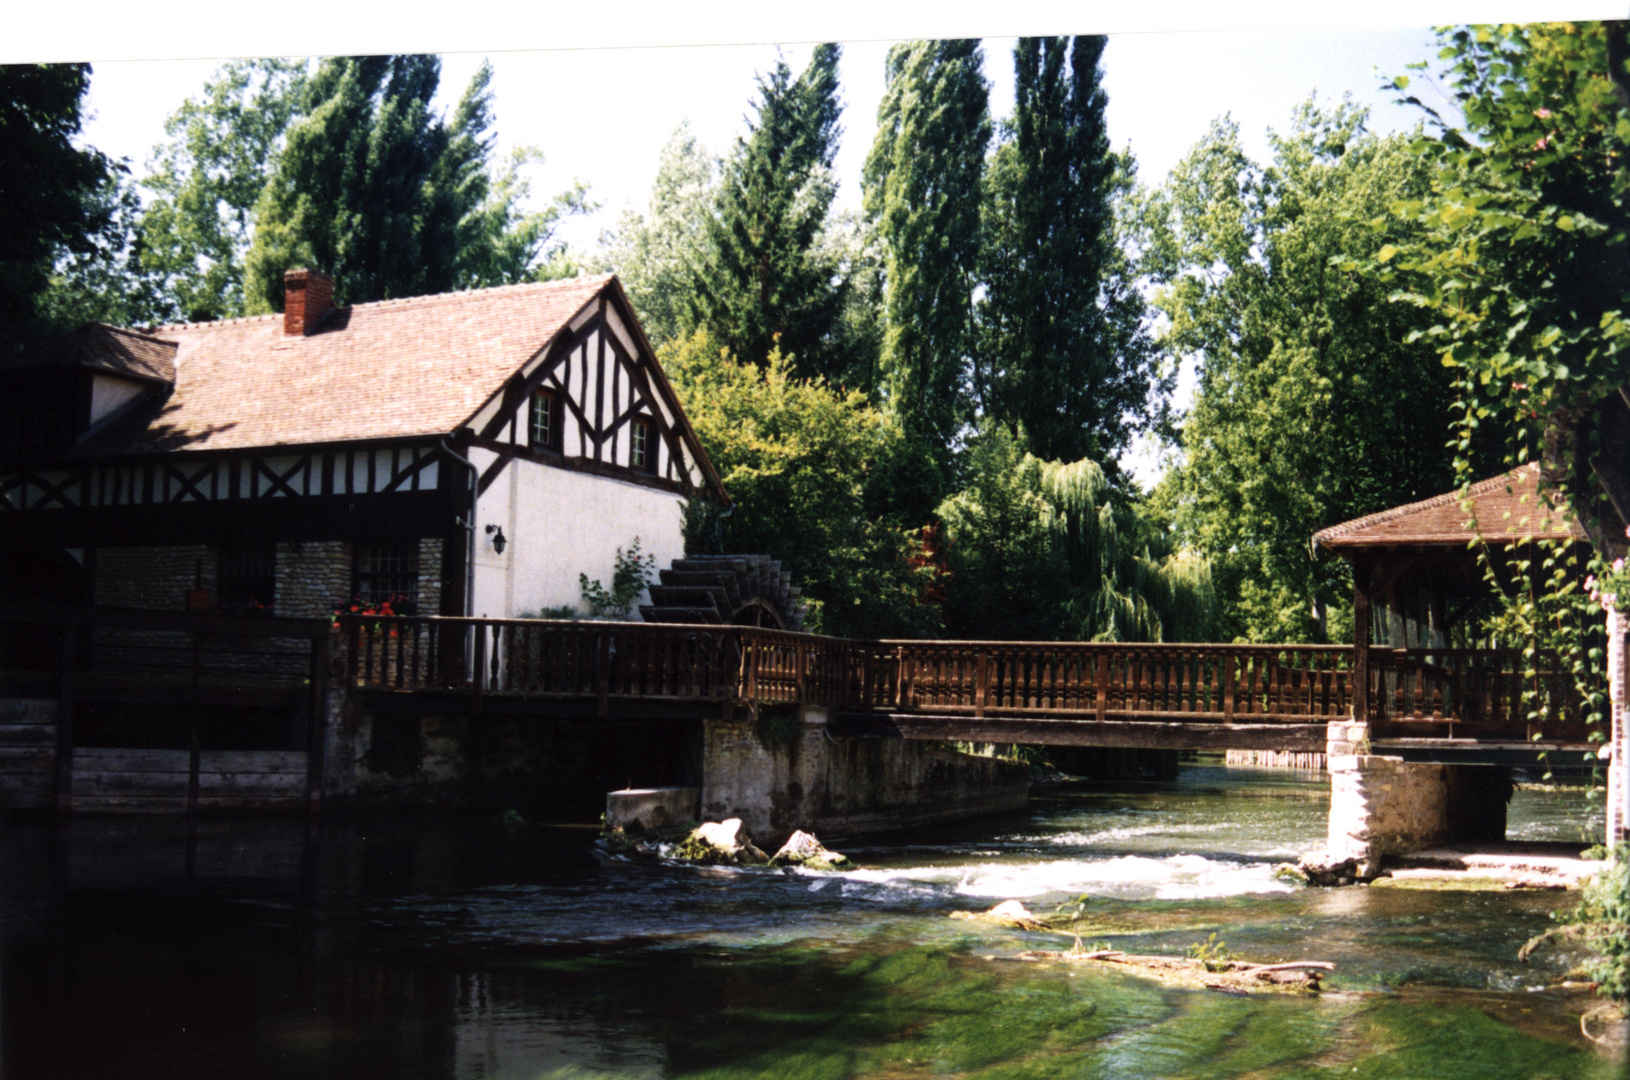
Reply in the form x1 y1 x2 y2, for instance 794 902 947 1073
529 389 558 451
630 417 655 473
355 542 420 605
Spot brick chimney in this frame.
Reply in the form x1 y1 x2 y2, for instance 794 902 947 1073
283 268 335 336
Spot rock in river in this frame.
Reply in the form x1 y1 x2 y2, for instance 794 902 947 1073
675 818 770 866
768 830 852 871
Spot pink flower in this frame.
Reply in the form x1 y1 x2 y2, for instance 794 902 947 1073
1534 108 1553 119
1535 138 1548 150
1616 558 1625 573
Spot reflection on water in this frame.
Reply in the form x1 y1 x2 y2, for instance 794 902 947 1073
1 766 1619 1078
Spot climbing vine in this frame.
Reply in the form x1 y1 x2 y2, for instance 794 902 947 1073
1383 22 1630 747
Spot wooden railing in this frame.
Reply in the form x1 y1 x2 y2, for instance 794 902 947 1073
333 616 1590 736
340 617 862 711
1367 647 1587 734
877 640 1354 722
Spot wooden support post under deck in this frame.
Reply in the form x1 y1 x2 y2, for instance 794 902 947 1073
54 624 80 813
1352 584 1371 724
307 629 329 813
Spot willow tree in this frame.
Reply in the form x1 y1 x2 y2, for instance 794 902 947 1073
937 427 1214 642
863 39 991 484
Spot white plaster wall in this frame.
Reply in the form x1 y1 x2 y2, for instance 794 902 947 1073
470 452 685 619
1608 608 1628 843
89 374 147 425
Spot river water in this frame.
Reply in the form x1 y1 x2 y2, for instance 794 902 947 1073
1 765 1620 1078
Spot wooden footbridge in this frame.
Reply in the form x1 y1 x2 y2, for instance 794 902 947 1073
334 615 1595 759
0 605 1601 814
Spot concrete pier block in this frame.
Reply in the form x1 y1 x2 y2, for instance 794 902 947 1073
606 787 699 831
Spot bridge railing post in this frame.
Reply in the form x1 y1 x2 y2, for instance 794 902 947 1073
1094 652 1108 723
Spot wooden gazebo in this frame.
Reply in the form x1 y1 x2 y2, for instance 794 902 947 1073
1312 463 1590 732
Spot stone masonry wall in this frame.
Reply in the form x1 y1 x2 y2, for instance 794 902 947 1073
275 542 350 618
96 545 215 609
1327 754 1451 873
93 538 444 619
90 540 441 681
701 706 1030 847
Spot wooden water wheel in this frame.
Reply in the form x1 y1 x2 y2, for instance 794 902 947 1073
639 554 806 632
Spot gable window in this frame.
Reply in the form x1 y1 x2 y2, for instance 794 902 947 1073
219 544 276 612
528 389 558 451
630 417 656 473
356 542 420 605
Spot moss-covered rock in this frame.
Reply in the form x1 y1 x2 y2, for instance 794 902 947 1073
768 829 852 871
675 818 770 866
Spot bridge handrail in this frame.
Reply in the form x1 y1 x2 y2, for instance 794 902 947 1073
324 615 1582 729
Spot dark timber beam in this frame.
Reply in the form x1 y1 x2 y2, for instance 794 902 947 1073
830 713 1328 753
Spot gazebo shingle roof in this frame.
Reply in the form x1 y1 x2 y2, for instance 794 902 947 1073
1312 463 1583 551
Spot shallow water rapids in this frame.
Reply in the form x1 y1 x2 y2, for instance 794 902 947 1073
1 765 1620 1078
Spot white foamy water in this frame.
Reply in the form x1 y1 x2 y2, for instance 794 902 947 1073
818 852 1297 903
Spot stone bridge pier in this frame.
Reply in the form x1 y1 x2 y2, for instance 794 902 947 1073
1323 720 1516 878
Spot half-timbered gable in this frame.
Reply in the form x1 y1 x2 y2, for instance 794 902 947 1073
0 271 725 621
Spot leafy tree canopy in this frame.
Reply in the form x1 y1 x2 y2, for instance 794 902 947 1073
0 64 116 344
138 59 308 322
1146 99 1480 643
662 330 940 638
598 122 719 348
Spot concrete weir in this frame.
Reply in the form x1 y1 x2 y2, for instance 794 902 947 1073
698 705 1030 847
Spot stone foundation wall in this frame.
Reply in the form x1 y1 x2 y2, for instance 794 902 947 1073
1327 755 1451 871
700 707 1030 847
1327 747 1512 873
318 691 701 811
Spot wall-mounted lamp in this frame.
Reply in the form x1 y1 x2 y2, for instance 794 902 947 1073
485 524 507 554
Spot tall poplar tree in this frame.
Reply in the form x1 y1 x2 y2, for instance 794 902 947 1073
863 39 991 484
244 56 586 311
979 36 1162 467
687 44 851 381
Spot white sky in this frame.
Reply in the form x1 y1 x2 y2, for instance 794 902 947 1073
14 1 1621 485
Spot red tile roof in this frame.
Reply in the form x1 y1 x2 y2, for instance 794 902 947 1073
81 274 614 453
5 323 177 384
1312 463 1584 551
